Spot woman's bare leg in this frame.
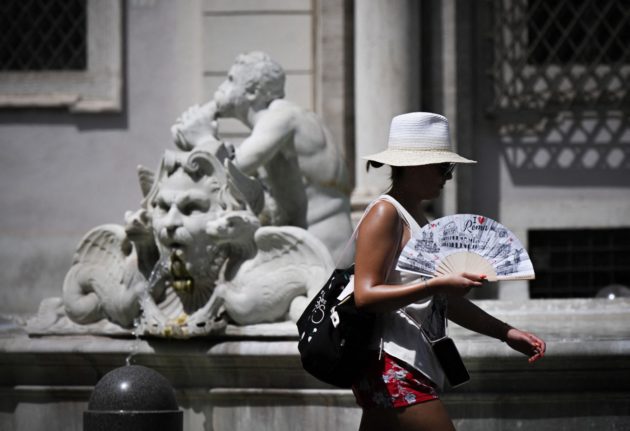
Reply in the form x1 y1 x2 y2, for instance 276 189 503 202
397 399 456 431
358 400 455 431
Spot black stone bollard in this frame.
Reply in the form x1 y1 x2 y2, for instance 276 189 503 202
84 365 183 431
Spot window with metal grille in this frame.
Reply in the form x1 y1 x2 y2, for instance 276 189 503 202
0 0 121 112
529 228 630 298
0 0 87 71
488 0 630 185
491 0 630 111
528 1 630 65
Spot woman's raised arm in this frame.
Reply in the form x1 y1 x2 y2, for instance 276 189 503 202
354 201 482 312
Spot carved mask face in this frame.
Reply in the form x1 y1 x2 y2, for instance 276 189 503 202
150 169 221 262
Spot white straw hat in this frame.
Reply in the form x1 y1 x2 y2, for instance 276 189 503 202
362 112 476 167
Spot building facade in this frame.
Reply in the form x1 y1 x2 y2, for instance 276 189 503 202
0 1 629 429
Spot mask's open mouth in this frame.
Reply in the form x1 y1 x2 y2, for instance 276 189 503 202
169 251 193 293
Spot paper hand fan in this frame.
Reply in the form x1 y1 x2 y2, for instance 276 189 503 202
397 214 535 281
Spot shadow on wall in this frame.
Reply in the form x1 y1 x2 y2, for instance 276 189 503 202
0 108 128 131
498 110 629 187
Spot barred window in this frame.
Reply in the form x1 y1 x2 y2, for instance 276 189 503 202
491 0 630 112
0 0 122 112
529 228 630 298
528 0 630 65
0 0 87 71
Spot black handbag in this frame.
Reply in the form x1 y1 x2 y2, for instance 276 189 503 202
426 335 470 387
296 265 375 388
411 295 470 388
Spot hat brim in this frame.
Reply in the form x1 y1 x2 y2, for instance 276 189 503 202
362 148 476 167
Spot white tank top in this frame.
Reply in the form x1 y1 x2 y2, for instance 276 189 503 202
364 195 447 389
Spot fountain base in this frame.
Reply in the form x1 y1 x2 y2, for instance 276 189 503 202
1 299 629 430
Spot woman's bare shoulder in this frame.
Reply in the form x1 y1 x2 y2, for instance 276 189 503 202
359 200 402 235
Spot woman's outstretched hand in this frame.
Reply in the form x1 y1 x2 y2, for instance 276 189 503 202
505 328 546 363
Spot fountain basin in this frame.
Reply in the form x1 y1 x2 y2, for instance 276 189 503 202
1 299 629 430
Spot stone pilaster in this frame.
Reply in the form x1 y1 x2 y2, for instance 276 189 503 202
353 0 420 205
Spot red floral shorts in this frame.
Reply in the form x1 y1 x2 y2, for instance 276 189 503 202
352 352 439 409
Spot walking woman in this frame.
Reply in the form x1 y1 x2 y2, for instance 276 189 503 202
352 112 545 430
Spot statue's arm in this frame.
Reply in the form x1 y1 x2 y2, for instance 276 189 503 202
234 110 294 174
171 101 218 150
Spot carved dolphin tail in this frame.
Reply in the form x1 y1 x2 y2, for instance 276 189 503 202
63 265 105 324
249 226 335 323
62 224 142 328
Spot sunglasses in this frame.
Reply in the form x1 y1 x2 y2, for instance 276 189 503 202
438 163 456 177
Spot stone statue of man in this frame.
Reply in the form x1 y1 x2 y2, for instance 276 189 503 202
172 51 353 259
